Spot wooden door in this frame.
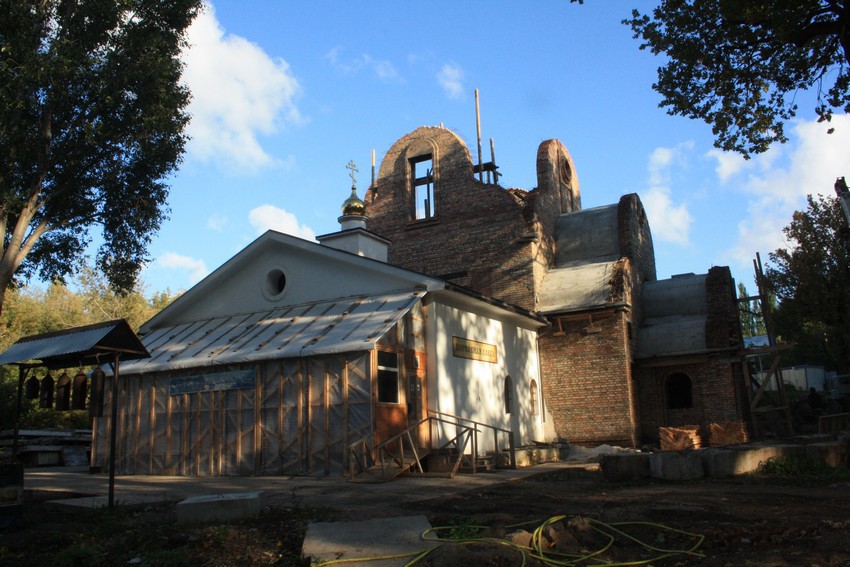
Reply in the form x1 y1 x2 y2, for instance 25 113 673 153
373 348 407 448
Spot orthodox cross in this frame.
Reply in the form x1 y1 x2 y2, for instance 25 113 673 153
346 160 359 188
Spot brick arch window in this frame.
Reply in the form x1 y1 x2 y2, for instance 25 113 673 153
530 379 539 416
666 372 693 410
504 375 513 415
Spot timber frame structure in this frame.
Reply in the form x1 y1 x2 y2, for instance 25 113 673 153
740 253 794 437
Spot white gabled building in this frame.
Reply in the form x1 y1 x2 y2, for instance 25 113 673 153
93 189 553 476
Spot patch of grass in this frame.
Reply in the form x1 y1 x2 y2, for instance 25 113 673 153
750 456 850 484
52 542 105 567
437 518 484 540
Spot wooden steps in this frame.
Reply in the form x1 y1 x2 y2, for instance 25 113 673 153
349 451 423 482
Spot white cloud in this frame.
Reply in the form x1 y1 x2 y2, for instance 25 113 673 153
181 3 302 170
723 114 850 268
437 63 464 99
706 149 749 183
248 204 316 240
642 143 694 246
207 213 228 231
325 47 401 81
373 59 401 81
157 252 209 284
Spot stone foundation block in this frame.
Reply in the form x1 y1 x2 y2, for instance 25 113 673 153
806 441 849 468
649 451 704 481
702 445 806 477
176 491 263 524
599 453 650 481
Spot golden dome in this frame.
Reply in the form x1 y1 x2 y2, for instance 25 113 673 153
341 186 366 216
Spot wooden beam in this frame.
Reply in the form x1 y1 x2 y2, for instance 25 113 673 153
148 379 156 474
254 365 262 475
751 356 780 408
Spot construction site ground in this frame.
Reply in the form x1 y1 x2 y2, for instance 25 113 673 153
3 460 850 566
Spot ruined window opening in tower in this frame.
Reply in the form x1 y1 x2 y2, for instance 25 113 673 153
666 372 693 409
410 154 434 220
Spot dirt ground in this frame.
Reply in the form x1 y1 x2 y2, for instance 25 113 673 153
397 467 850 566
3 465 850 566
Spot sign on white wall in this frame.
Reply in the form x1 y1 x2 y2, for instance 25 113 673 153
452 336 498 363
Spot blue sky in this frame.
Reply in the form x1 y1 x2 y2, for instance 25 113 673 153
138 0 850 297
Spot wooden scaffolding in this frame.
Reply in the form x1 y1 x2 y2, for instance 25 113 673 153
739 253 794 438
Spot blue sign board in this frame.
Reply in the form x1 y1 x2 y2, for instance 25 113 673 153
168 369 255 396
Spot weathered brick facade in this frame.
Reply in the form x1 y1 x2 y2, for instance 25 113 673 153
365 125 748 447
540 311 639 447
634 267 749 442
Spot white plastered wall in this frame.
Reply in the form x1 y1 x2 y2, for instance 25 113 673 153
426 301 555 452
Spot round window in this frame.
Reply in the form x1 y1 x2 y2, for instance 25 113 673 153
263 267 288 300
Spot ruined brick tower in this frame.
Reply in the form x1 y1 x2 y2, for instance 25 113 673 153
365 125 748 447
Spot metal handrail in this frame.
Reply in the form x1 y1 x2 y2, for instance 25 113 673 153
428 409 516 469
347 411 517 480
347 414 475 480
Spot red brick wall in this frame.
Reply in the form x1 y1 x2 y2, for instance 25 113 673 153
617 194 656 329
365 126 563 311
705 266 743 350
532 139 581 303
539 310 640 447
635 266 747 445
362 126 747 449
635 359 746 444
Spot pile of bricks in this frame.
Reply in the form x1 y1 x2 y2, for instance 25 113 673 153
659 425 702 451
708 421 749 447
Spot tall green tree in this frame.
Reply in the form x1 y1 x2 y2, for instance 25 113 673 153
626 1 850 157
766 194 850 371
0 0 201 316
737 282 767 338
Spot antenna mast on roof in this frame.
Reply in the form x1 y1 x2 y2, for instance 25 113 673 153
473 89 501 184
475 89 483 182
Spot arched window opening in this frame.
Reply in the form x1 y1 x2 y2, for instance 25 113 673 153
666 372 693 410
504 375 513 415
530 379 539 416
410 154 435 220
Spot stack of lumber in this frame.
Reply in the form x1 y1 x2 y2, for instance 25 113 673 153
708 421 749 447
659 425 702 451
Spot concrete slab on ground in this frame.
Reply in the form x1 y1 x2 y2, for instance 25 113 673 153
45 493 169 513
176 491 264 523
302 515 437 566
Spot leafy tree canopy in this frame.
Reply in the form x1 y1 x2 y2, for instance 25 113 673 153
0 0 201 315
766 194 850 372
737 282 767 338
626 1 850 157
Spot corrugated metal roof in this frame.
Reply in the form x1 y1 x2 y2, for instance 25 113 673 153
0 319 149 368
117 289 425 375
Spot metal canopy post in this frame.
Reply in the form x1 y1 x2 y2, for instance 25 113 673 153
108 353 121 508
12 365 31 457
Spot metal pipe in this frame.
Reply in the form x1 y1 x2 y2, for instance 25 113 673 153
475 89 483 182
108 353 120 508
12 366 28 457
